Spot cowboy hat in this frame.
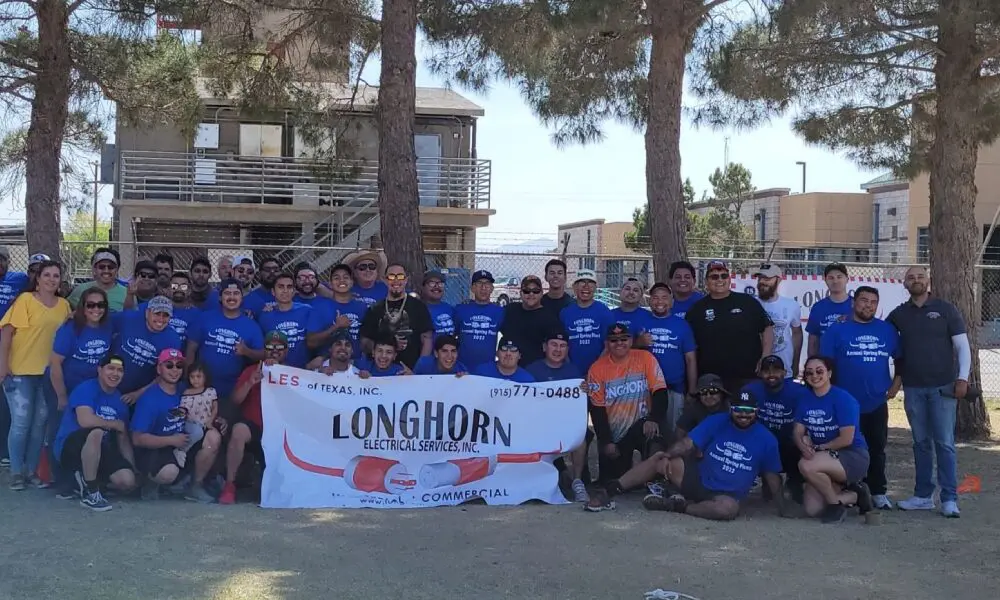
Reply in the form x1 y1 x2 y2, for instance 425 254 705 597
342 248 387 274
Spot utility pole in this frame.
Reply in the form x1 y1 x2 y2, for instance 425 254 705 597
795 161 807 194
91 160 99 240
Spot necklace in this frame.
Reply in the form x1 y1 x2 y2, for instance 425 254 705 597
384 295 407 326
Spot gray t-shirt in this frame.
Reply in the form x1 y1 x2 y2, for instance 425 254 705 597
886 297 966 388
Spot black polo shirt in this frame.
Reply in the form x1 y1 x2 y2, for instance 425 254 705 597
685 292 773 380
886 296 966 388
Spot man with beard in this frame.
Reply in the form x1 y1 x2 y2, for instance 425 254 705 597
806 262 852 356
560 269 615 375
668 261 704 319
754 263 802 379
188 257 220 310
421 271 456 342
292 263 320 305
112 295 183 399
455 270 504 370
230 256 256 294
307 329 360 375
541 259 573 310
686 260 774 394
142 272 203 346
154 253 174 294
413 335 467 375
500 275 560 367
242 257 280 317
741 355 809 502
306 263 367 360
611 278 653 339
359 264 432 369
69 248 126 312
643 283 697 434
346 250 389 308
124 260 159 308
257 273 312 369
217 255 234 282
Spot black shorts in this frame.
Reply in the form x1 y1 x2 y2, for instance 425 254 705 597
235 420 265 465
59 428 134 481
599 420 665 483
135 446 181 478
680 456 735 504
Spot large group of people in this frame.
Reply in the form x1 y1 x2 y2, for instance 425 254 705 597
0 247 970 522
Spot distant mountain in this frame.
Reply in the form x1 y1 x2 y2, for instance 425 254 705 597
476 237 557 279
478 237 557 253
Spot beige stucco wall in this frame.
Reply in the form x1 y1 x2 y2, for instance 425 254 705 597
779 192 873 246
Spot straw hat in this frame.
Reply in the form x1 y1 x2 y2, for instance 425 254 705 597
342 248 387 274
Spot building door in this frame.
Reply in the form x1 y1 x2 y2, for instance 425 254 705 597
415 134 442 207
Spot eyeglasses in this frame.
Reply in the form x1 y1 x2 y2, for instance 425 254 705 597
425 280 444 287
265 344 287 351
731 406 756 415
521 288 542 294
161 361 183 370
170 283 189 291
95 264 116 271
355 262 377 271
608 336 630 343
386 273 406 282
84 301 108 310
699 388 722 396
137 272 156 279
707 273 730 281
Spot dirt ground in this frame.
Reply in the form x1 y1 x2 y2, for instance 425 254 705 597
2 399 999 600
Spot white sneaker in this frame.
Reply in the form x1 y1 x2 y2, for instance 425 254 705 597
897 496 935 511
941 500 960 518
571 479 589 503
873 495 894 510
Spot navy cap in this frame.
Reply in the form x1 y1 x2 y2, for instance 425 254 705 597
498 336 519 352
472 270 494 283
759 355 785 371
733 389 759 409
423 270 446 285
544 329 569 342
606 322 631 337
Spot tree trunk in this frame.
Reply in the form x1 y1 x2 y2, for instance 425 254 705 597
930 3 990 439
644 0 691 279
24 0 73 262
377 0 426 279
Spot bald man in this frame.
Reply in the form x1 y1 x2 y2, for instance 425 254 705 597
886 266 970 518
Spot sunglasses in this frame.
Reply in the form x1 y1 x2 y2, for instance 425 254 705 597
84 301 108 310
171 283 189 291
608 336 630 343
699 387 722 396
355 263 377 271
95 264 117 271
803 369 827 377
265 344 287 351
235 267 255 274
386 273 406 282
707 273 730 281
521 287 542 294
731 405 756 414
499 345 520 353
161 361 183 370
137 272 156 279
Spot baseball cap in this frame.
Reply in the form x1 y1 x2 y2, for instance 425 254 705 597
824 262 849 277
606 322 631 338
434 334 459 351
423 270 446 285
472 269 494 283
157 348 184 364
544 329 569 342
28 253 50 266
99 354 125 368
218 278 243 293
264 330 289 347
574 269 597 284
732 389 759 409
233 255 254 267
759 355 786 371
649 282 671 294
696 374 729 395
498 336 519 352
146 295 174 316
91 251 118 267
330 328 352 344
755 263 782 278
706 260 728 273
521 275 542 288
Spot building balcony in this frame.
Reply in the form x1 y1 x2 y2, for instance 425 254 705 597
117 150 491 210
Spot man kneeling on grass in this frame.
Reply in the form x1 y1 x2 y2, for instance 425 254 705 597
588 390 787 520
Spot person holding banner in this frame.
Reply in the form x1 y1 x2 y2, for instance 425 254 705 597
358 334 411 378
473 337 535 382
359 263 432 369
806 263 852 357
754 264 802 379
308 330 360 376
413 335 468 375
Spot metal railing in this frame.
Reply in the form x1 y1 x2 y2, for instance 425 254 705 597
118 150 492 209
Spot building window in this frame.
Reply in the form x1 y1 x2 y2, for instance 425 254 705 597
891 225 898 240
887 207 897 216
917 227 930 262
890 252 898 264
586 229 592 254
579 256 596 271
606 260 623 288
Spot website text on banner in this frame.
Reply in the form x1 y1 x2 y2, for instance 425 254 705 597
260 366 587 509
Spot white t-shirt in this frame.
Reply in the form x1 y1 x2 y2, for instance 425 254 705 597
319 360 360 376
758 295 801 377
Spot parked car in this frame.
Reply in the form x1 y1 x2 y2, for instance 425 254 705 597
491 276 521 306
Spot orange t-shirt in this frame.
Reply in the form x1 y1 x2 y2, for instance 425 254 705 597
587 350 666 442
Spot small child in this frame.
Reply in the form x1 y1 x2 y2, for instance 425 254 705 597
176 362 219 468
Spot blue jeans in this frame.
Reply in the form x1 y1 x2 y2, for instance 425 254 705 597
903 385 958 502
0 383 9 460
43 377 67 487
4 375 49 476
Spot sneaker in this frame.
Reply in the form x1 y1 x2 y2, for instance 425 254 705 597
941 500 961 518
9 473 26 491
185 484 216 504
643 493 686 513
571 479 589 503
167 473 191 496
897 496 935 511
873 495 894 510
80 490 113 512
219 482 237 505
141 480 160 501
584 490 616 512
73 471 87 499
821 502 847 524
0 457 9 469
646 480 665 497
852 482 874 515
28 475 50 489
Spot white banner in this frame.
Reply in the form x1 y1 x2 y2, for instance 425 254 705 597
730 275 909 322
260 365 586 509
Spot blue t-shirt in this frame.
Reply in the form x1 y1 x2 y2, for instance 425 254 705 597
794 386 867 449
741 378 808 434
688 413 783 499
412 355 467 375
294 295 319 306
356 356 406 377
188 311 264 396
352 281 389 308
49 321 113 393
560 301 615 374
454 302 505 369
525 359 582 382
138 302 202 346
258 304 312 368
427 302 456 340
670 292 704 319
111 311 183 393
805 296 852 339
131 384 185 437
0 271 28 318
242 288 276 318
192 288 221 311
644 313 696 391
306 297 367 359
821 318 899 413
53 378 130 458
473 361 535 383
611 306 653 337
